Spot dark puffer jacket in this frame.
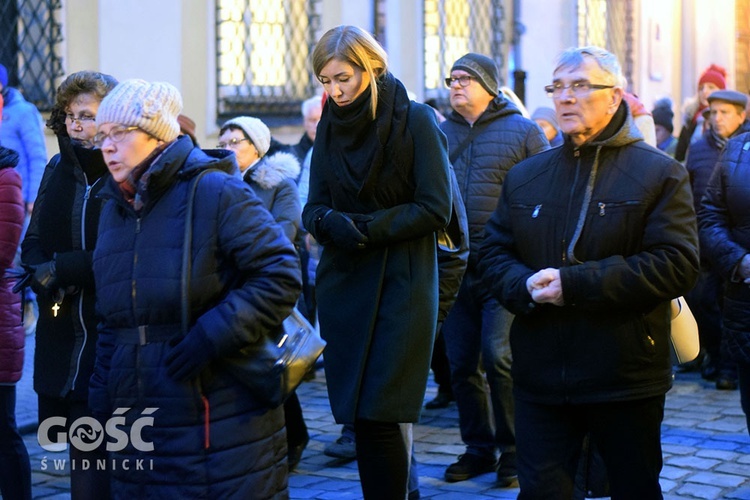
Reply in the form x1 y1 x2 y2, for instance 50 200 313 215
90 136 302 498
699 131 750 364
440 95 549 267
0 147 25 384
479 102 700 404
686 121 750 214
22 136 109 401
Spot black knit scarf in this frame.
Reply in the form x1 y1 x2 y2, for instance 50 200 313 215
317 71 414 210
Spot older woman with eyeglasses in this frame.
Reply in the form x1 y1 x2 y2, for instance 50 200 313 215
88 79 301 498
18 70 118 500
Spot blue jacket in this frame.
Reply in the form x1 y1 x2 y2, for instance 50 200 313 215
0 87 47 205
90 135 301 497
440 95 549 268
700 131 750 365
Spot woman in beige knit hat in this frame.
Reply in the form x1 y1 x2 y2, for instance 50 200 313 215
89 79 301 499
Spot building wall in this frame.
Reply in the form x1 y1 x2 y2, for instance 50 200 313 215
47 0 739 156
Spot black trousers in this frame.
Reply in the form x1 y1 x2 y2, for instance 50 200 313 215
0 386 31 500
430 323 453 395
354 420 409 499
38 395 110 500
515 395 665 500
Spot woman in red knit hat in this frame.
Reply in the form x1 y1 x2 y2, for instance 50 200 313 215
675 63 727 161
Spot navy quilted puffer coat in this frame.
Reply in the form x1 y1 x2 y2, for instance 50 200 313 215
90 135 302 498
440 95 549 268
700 131 750 365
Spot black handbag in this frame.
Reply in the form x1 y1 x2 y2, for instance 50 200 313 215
181 169 326 408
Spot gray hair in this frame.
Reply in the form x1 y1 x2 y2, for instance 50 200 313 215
554 46 623 87
301 96 322 117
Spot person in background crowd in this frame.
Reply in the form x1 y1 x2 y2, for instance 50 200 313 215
177 114 198 146
675 64 727 162
0 145 31 500
700 126 750 439
218 116 301 243
302 25 452 499
531 106 563 147
89 79 301 498
218 115 308 471
622 90 656 146
685 89 749 390
0 63 47 215
0 63 49 336
19 71 118 499
439 52 548 487
290 96 323 167
478 45 699 498
652 98 678 157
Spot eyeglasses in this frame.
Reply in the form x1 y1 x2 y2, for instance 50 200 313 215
92 126 140 148
217 137 250 149
444 75 476 88
65 113 96 125
545 81 615 98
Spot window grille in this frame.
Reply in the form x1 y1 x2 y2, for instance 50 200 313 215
577 0 634 88
0 0 64 112
216 0 321 123
424 0 506 113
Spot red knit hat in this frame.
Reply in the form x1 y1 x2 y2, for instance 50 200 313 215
698 64 727 90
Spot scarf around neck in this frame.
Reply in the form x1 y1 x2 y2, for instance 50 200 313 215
317 71 413 208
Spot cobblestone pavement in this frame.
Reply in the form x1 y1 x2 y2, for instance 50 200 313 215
17 333 750 499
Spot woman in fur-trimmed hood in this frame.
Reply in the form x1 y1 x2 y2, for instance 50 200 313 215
219 116 301 242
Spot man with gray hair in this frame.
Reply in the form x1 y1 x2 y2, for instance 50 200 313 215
478 46 699 496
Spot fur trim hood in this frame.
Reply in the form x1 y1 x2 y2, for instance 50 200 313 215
681 95 702 123
246 151 301 189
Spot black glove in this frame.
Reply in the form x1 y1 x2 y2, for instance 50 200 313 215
19 260 58 295
165 328 216 382
319 210 368 250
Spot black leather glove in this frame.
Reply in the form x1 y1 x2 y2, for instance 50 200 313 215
23 260 58 295
319 210 369 250
165 329 216 382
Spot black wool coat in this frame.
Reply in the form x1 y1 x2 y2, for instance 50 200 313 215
22 135 109 401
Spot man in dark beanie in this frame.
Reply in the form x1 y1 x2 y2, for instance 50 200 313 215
440 52 549 487
652 97 677 156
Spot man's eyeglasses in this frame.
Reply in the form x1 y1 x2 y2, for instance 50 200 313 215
65 113 96 125
545 81 615 98
92 126 140 148
444 75 476 88
217 138 250 149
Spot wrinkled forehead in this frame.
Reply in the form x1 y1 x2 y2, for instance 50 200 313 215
553 55 611 82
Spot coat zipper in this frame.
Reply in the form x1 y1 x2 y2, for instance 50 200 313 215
71 175 100 391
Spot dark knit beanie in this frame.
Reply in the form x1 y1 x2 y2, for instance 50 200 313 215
651 98 674 133
451 53 499 96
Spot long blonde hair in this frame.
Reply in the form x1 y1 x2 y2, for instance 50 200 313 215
312 25 387 120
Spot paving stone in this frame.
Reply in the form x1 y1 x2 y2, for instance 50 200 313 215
666 455 721 469
16 333 750 498
687 471 748 488
676 482 726 499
